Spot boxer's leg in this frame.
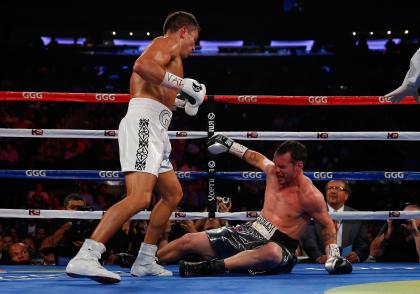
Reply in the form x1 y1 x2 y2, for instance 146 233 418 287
131 170 183 276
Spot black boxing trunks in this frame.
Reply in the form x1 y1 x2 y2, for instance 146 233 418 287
206 215 298 275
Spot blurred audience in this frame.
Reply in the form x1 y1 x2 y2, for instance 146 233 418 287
369 203 420 262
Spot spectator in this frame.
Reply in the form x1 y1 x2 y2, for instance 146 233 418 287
8 242 32 265
39 193 90 265
0 143 19 164
26 183 51 209
369 203 420 262
301 180 369 263
0 234 14 264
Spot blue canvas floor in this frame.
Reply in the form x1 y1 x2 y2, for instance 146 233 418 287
1 263 420 294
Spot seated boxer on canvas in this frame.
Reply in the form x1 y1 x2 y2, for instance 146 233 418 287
157 138 352 276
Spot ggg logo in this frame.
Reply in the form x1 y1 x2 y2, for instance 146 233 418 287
308 96 328 104
25 170 47 177
23 92 43 99
238 96 258 103
384 172 404 179
313 172 333 179
176 172 191 179
242 172 263 179
98 171 120 178
96 93 116 101
379 96 392 103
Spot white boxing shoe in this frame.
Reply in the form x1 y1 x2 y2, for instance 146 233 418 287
66 239 121 284
131 259 173 277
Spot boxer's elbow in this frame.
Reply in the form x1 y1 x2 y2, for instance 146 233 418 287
133 58 148 76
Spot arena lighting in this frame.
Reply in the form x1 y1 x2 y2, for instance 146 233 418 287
404 30 409 34
387 30 392 35
199 40 244 52
270 40 315 52
352 32 357 36
129 32 133 36
112 31 116 36
40 36 86 46
112 39 151 49
365 38 401 50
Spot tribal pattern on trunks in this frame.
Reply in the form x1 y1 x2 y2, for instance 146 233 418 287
135 119 149 170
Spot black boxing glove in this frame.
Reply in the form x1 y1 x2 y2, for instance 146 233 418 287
207 134 248 158
325 257 353 275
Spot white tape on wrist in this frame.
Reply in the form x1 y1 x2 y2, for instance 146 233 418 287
229 142 248 158
161 72 184 91
325 244 340 258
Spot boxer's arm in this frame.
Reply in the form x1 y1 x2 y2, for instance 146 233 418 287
207 134 272 171
132 38 173 85
243 150 273 172
307 192 352 274
309 197 337 248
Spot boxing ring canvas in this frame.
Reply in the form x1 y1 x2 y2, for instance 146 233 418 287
1 263 420 294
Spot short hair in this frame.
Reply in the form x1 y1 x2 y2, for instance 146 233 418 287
163 11 199 34
275 141 308 164
326 180 352 195
63 193 84 208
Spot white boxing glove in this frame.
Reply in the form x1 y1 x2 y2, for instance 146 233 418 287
185 101 200 116
161 72 206 115
181 78 206 107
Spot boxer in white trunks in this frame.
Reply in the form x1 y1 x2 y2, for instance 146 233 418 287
66 11 205 283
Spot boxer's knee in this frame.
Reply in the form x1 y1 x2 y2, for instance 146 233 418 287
118 196 151 215
259 242 283 264
162 187 183 208
179 233 197 251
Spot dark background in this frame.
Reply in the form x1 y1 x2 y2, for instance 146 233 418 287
2 0 419 40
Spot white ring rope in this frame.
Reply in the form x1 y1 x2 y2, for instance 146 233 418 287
0 128 416 140
0 129 207 139
0 209 418 221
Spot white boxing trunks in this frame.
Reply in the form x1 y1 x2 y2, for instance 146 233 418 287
118 98 173 176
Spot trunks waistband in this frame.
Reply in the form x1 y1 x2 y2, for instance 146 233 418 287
127 98 172 130
252 215 299 253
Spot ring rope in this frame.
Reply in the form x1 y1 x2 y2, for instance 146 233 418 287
1 91 418 105
0 170 413 181
0 129 416 141
0 209 417 221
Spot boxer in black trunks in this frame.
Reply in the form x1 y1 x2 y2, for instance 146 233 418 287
157 138 352 276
